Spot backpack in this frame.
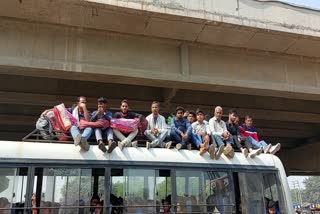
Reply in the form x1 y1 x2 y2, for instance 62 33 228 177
36 116 53 140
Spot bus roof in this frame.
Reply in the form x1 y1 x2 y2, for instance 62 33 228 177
0 141 279 169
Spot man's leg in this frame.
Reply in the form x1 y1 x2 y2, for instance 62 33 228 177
246 137 264 158
126 129 138 146
179 132 192 149
106 128 114 142
247 136 263 149
95 128 107 152
170 131 183 150
94 128 103 142
224 136 234 158
105 128 116 153
193 134 202 149
79 127 92 151
170 131 182 143
233 135 248 158
70 125 81 146
113 129 126 141
157 131 168 145
240 136 252 149
151 131 168 148
231 135 242 150
113 129 127 150
211 134 225 159
144 130 157 142
82 127 93 141
212 134 224 147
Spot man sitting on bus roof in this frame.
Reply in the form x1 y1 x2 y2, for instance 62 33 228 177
170 106 192 150
226 109 262 158
226 109 250 158
90 97 116 153
69 96 92 151
113 99 143 150
234 115 262 158
145 101 171 149
208 106 234 158
240 115 281 155
191 109 215 158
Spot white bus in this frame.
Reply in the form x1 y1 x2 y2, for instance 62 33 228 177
0 141 292 214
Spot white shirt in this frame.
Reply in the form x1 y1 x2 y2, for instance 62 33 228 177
146 113 167 134
191 121 210 135
208 116 227 136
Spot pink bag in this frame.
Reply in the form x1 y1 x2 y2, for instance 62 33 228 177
53 104 72 132
110 118 138 134
79 119 110 130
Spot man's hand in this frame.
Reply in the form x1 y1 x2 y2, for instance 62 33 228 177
152 128 159 136
237 136 242 142
199 131 206 137
222 131 229 139
79 102 87 110
182 133 188 141
96 107 104 115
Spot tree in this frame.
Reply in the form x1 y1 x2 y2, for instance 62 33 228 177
302 176 320 203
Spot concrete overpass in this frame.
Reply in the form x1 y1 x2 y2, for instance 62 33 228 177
0 0 320 175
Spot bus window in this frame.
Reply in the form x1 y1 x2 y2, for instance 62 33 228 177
0 168 28 214
110 169 124 214
238 172 266 214
204 171 235 214
156 170 171 213
263 173 286 214
110 168 172 214
175 170 203 213
33 168 105 214
124 169 155 213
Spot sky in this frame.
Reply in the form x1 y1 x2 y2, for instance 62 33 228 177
281 0 320 9
287 176 307 189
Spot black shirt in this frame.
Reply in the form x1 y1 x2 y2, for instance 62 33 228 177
226 121 239 136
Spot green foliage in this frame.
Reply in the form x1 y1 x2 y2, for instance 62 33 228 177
290 177 320 204
303 177 320 203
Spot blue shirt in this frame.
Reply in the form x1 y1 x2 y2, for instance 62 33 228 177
171 117 191 135
90 110 112 122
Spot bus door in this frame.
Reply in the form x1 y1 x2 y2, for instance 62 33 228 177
235 171 287 214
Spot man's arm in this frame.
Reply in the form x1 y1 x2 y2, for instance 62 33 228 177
170 119 181 135
90 111 98 122
157 116 167 133
133 112 144 121
185 120 192 135
113 112 121 119
205 123 211 135
106 111 113 120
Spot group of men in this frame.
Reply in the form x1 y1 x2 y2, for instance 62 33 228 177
47 96 280 158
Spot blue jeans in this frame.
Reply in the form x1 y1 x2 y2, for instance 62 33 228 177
70 125 93 141
211 134 233 147
247 136 267 149
170 130 192 148
144 129 168 147
192 134 202 148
